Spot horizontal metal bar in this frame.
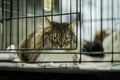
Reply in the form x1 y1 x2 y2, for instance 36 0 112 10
2 12 80 20
0 51 120 54
0 61 119 63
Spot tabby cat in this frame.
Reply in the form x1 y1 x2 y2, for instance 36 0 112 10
18 17 78 63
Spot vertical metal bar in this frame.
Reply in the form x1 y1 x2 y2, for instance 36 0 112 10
70 0 72 49
10 0 12 49
76 0 78 64
60 0 62 49
101 0 103 54
79 0 82 63
42 0 44 49
76 0 78 50
90 0 93 51
5 0 7 48
111 0 114 62
2 0 4 49
26 0 28 49
94 0 97 35
51 0 53 49
17 0 19 49
58 0 60 13
34 0 36 49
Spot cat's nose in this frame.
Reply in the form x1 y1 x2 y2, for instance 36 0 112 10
55 43 61 49
56 45 61 49
57 43 64 49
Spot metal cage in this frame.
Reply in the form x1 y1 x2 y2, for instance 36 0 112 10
0 0 120 71
1 0 120 80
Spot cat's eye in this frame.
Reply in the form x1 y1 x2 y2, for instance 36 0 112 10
49 37 56 40
66 37 71 42
53 37 57 42
53 37 56 40
49 36 57 42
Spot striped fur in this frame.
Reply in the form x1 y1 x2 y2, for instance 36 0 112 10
18 17 78 63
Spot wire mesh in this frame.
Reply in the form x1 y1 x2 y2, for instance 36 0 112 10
0 0 120 64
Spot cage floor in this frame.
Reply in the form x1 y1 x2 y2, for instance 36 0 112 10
0 45 120 71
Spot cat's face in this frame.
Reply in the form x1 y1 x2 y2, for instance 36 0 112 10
43 17 77 49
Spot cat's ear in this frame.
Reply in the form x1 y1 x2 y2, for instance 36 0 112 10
44 17 53 27
68 19 76 31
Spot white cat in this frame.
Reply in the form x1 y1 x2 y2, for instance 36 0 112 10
103 30 120 64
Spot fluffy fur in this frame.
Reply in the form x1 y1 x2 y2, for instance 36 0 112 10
94 30 110 42
103 30 120 62
18 17 79 64
82 41 104 57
